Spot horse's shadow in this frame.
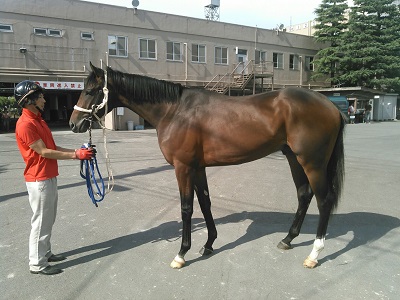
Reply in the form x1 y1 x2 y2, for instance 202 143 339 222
57 211 399 269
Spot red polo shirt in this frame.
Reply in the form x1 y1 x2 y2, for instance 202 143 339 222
15 108 59 182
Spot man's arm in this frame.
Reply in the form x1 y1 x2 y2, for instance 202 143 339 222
30 139 76 160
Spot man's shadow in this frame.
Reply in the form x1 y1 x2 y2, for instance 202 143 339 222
57 211 399 269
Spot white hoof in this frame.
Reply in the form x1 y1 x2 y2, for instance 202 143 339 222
303 256 318 268
170 255 186 269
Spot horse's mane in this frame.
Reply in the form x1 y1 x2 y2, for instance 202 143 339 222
106 67 185 104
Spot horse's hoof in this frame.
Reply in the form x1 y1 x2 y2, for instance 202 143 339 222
303 256 318 268
199 246 213 256
170 255 186 269
277 241 292 250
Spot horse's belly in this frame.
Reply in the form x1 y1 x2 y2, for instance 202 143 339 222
202 142 281 166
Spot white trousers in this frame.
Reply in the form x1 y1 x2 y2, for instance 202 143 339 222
26 177 58 271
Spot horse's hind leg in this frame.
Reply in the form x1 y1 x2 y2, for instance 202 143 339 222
278 147 314 250
194 168 217 256
302 168 333 269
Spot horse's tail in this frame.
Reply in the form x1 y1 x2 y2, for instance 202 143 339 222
327 111 347 211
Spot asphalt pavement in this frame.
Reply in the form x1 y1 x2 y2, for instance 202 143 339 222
1 121 399 300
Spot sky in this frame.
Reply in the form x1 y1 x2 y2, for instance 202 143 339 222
82 0 353 30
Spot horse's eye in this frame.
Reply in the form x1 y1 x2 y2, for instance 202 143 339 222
85 89 96 96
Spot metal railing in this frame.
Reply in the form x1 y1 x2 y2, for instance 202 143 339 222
205 60 274 94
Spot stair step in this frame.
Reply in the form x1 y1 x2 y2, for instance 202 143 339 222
205 73 254 95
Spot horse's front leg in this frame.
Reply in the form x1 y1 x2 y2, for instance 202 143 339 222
194 168 217 256
170 163 195 269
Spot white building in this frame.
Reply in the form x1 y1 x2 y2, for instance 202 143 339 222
1 0 330 129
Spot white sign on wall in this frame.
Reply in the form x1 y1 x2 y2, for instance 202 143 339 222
116 107 124 115
36 81 84 90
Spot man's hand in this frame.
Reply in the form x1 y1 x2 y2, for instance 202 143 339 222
75 148 94 160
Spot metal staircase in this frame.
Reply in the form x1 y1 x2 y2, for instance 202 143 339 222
204 60 273 95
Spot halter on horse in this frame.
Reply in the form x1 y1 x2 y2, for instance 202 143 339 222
70 63 346 269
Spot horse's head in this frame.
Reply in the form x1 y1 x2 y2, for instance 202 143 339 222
69 62 110 133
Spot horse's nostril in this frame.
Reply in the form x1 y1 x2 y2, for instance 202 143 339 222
69 122 78 132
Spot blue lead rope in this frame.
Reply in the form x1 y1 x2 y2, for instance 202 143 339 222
79 144 106 207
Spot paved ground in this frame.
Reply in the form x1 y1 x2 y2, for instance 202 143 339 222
1 121 399 300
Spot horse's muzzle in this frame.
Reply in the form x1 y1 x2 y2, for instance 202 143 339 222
69 119 89 133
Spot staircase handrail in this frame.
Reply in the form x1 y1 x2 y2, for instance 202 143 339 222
253 60 274 75
204 74 221 89
205 60 274 94
209 73 230 91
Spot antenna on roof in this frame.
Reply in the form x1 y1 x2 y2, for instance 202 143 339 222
132 0 139 14
275 23 285 35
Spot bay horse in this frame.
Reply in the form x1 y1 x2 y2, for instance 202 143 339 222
70 63 346 269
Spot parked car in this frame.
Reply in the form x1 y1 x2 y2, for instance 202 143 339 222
327 96 349 118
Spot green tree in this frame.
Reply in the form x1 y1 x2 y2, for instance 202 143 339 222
312 0 349 85
0 96 15 110
0 96 19 118
338 0 400 92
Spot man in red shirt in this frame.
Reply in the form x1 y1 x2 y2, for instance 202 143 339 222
15 80 93 275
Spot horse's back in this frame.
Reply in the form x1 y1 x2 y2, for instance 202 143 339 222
160 87 341 167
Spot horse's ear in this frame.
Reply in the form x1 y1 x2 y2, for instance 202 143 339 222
89 62 104 79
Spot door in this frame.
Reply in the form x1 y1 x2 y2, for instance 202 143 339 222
236 49 248 74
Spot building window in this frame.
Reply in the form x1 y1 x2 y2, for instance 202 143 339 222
34 27 62 37
34 28 47 36
215 46 228 65
139 38 156 60
81 32 94 40
192 44 206 63
48 29 62 37
0 24 13 32
273 52 284 69
255 50 266 64
289 54 300 70
305 56 314 71
108 35 127 57
167 41 182 61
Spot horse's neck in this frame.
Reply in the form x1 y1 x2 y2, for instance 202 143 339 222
123 100 177 128
112 73 183 128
